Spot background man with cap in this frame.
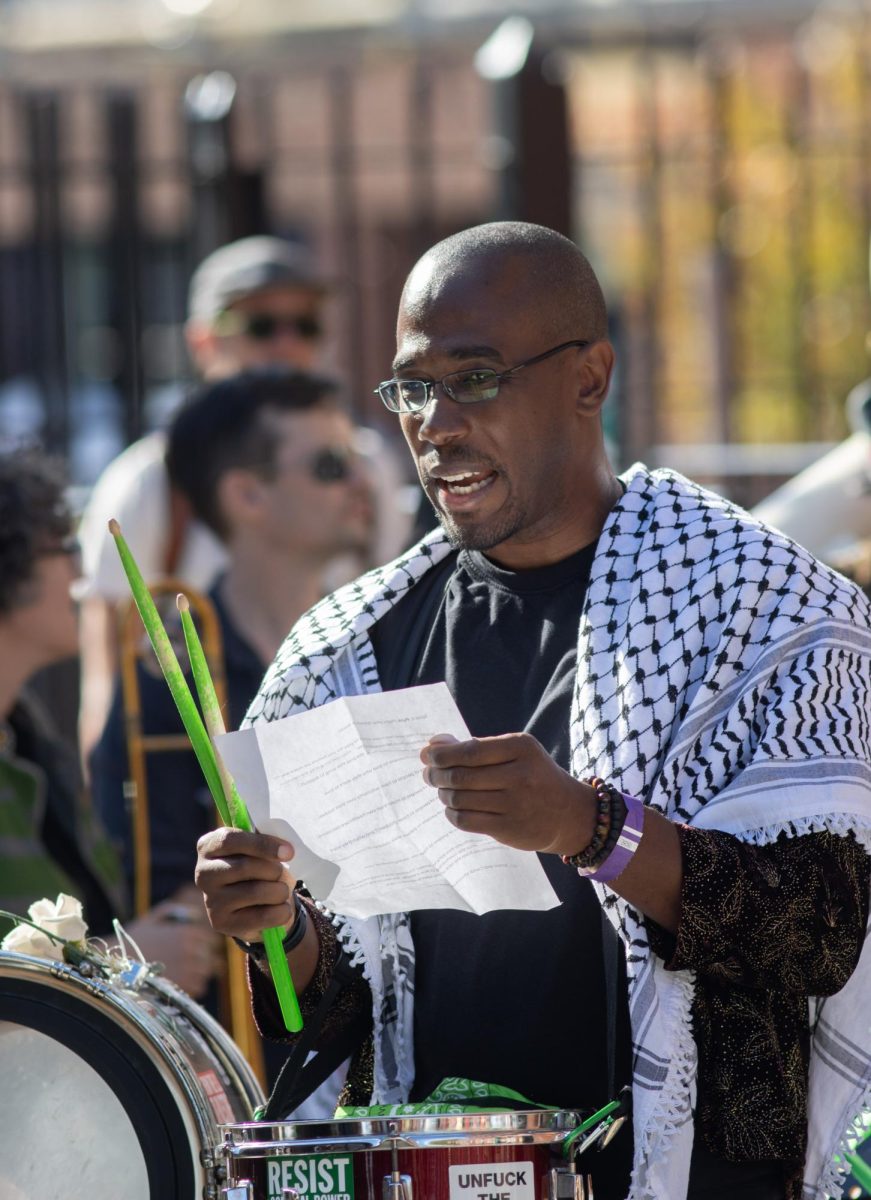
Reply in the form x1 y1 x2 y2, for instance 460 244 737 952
76 235 408 763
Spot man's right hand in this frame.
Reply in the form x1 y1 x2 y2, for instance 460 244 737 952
195 828 298 943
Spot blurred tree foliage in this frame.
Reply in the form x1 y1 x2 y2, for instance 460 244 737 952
568 10 871 453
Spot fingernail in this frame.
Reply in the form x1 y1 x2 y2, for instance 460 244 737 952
277 844 293 861
428 733 458 745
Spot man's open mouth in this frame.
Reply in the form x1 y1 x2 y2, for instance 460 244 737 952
434 469 498 496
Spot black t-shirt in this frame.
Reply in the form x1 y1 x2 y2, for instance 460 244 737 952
371 542 789 1200
371 541 634 1198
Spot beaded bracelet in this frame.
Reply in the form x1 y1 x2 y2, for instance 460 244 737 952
592 789 628 864
561 777 622 871
561 777 613 870
232 892 307 962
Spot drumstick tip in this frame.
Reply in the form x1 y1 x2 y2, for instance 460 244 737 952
177 593 190 613
108 518 121 537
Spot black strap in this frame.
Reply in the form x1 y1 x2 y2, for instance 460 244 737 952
262 952 371 1121
600 905 619 1103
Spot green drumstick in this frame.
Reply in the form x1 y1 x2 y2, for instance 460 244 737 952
177 594 302 1033
108 521 302 1032
177 594 252 833
846 1150 871 1192
108 520 231 826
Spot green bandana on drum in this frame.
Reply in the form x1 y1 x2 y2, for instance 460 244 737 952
336 1077 556 1118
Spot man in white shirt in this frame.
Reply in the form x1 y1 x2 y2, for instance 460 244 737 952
77 236 410 762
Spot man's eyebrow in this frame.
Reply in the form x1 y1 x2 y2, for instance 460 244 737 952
391 344 505 374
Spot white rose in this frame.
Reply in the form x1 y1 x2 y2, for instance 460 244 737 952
27 894 88 945
1 921 59 960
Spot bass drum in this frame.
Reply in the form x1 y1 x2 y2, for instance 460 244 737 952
0 948 264 1200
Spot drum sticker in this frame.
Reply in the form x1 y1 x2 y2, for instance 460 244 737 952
264 1154 354 1200
197 1069 235 1124
449 1163 535 1200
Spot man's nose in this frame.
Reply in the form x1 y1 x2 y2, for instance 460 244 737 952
415 383 471 444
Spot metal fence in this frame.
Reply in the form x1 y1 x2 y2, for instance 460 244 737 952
2 8 871 507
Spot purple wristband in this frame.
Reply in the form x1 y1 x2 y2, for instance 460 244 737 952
583 792 645 883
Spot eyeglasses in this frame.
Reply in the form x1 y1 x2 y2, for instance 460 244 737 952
216 311 322 342
374 339 591 414
307 448 356 484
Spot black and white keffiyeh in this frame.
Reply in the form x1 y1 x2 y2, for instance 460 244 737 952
246 464 871 1200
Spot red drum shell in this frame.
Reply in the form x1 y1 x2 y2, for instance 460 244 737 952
221 1111 583 1200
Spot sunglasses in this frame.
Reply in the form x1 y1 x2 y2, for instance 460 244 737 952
308 448 356 484
217 311 322 342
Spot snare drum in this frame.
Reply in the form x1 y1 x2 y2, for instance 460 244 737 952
0 948 264 1200
219 1111 591 1200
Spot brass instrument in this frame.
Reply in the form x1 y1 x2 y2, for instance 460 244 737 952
118 580 267 1088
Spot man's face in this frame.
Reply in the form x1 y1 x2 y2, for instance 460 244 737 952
393 259 602 565
7 540 80 669
257 407 374 562
195 284 325 378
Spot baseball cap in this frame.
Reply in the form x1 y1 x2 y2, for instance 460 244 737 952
187 236 329 322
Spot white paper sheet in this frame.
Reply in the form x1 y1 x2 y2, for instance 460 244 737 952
215 683 559 919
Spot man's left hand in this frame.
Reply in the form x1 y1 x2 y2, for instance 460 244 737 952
421 732 596 857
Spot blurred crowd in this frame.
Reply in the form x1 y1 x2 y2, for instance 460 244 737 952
0 235 421 1077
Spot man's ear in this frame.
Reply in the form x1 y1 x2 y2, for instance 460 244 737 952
217 468 266 530
184 318 221 377
575 340 616 416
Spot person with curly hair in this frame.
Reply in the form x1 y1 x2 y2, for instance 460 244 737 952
0 450 221 998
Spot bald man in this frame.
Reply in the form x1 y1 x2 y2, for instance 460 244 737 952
195 223 871 1200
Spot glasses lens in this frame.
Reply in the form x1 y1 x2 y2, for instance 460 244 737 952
311 449 352 483
446 369 500 403
244 315 279 340
378 381 428 412
293 314 322 340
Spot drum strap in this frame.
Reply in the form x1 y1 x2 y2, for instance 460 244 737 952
262 953 371 1121
601 906 619 1103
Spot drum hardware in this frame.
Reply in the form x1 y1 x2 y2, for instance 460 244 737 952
49 955 106 993
220 1186 254 1200
547 1165 592 1199
383 1146 413 1200
382 1171 413 1199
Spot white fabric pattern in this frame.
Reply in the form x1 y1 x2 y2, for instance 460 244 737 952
245 464 871 1200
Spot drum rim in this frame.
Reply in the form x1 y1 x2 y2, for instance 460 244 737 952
219 1109 582 1156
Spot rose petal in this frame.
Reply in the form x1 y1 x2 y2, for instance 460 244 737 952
41 894 88 943
27 897 54 923
1 923 60 960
